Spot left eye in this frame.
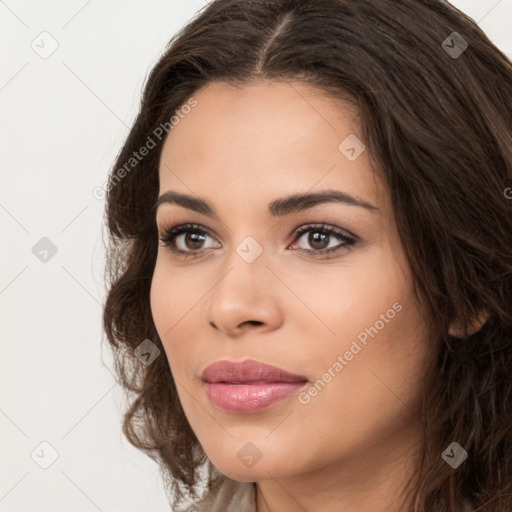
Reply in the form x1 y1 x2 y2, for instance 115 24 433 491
291 224 356 255
158 223 357 258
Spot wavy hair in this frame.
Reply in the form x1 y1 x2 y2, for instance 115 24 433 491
102 0 512 509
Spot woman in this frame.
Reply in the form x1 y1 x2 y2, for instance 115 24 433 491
102 0 512 510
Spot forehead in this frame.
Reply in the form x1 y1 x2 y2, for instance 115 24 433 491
158 79 385 214
161 79 360 160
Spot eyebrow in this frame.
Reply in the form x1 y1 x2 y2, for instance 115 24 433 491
153 189 378 218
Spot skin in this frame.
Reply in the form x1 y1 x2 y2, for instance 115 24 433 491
150 79 435 512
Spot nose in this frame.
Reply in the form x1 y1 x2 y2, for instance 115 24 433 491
205 254 284 338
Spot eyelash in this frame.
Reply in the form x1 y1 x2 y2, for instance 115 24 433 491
158 222 357 260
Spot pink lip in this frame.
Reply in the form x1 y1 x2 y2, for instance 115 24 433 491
201 359 308 413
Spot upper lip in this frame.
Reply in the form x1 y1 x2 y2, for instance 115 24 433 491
201 359 308 384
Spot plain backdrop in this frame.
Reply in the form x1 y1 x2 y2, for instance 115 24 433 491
1 1 511 511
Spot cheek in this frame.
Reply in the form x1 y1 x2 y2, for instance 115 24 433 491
292 296 428 467
149 259 185 369
289 256 408 345
150 258 209 379
295 249 429 412
150 256 195 333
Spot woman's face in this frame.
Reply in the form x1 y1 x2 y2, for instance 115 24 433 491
151 79 432 483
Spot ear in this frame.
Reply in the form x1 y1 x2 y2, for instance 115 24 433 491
448 310 489 337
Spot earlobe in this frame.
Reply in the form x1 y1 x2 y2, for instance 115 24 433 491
448 310 489 337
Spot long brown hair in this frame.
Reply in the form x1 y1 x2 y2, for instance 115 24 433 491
102 0 512 509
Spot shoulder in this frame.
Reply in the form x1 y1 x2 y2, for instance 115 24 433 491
172 480 474 511
173 477 257 512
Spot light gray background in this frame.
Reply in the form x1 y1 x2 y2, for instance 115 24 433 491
1 1 511 511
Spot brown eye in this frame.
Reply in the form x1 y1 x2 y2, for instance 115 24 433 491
291 224 357 257
306 231 330 250
181 231 207 250
159 224 220 257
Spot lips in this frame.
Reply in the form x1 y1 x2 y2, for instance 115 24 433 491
201 359 308 413
201 359 307 384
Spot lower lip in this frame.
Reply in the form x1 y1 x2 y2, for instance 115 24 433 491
203 381 307 413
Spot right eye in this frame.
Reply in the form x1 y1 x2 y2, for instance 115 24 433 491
158 223 221 258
